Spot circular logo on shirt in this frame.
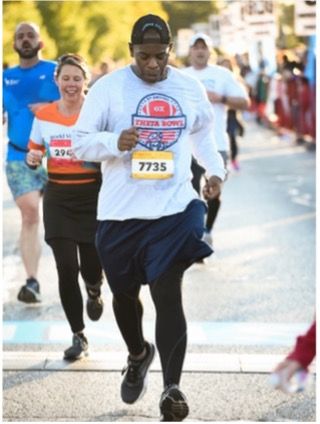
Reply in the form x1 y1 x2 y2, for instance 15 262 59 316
132 93 186 151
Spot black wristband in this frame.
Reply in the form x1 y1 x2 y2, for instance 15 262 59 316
25 157 37 170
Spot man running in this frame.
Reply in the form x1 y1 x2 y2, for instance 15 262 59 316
3 22 60 303
183 33 250 247
72 15 226 421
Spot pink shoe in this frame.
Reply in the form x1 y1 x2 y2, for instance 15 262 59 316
231 160 240 171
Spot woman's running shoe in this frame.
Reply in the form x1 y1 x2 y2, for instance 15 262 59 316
17 277 41 303
86 291 104 321
63 333 89 360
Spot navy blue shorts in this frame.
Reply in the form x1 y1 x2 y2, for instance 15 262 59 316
96 199 213 294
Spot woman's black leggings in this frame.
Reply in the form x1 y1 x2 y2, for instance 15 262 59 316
48 238 102 333
112 262 187 387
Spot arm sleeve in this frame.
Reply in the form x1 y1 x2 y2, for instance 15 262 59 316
72 80 125 162
190 89 226 181
28 118 45 153
225 71 249 99
286 320 316 369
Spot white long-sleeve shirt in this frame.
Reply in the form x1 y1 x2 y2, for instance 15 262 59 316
72 65 226 220
183 64 249 151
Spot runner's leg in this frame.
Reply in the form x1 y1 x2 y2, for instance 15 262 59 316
150 262 187 386
48 238 84 333
112 286 145 356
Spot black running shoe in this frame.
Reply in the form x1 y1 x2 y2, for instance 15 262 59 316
121 342 155 404
63 334 89 360
160 384 189 421
17 277 41 303
86 289 104 321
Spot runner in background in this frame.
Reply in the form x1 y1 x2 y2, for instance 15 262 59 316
3 22 60 303
183 33 250 248
26 54 104 360
219 57 246 171
88 60 110 87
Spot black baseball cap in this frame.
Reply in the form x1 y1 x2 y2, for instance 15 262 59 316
131 14 171 44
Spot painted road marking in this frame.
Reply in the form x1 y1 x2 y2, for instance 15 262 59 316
2 351 317 374
3 321 309 346
0 351 285 373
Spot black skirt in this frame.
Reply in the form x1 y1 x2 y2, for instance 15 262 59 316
43 181 100 243
96 199 213 294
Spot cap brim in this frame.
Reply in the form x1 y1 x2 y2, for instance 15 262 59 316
190 34 212 48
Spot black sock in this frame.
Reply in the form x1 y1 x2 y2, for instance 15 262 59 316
129 343 148 361
75 331 86 339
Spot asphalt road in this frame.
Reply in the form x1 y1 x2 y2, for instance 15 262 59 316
2 120 316 422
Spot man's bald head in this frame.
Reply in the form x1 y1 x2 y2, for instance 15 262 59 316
14 22 40 39
14 22 43 60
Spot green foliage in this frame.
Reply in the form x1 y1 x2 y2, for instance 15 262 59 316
277 4 305 49
3 0 167 65
3 0 223 66
82 1 167 63
3 0 57 66
161 0 220 36
36 1 88 57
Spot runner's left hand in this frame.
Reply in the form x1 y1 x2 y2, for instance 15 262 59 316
203 175 223 200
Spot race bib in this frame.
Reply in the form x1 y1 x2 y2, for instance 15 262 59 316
49 139 73 159
132 151 174 179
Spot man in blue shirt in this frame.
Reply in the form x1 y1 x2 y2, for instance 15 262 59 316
3 22 60 303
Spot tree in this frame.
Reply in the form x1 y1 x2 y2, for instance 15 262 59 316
83 1 167 63
161 0 221 36
3 1 170 65
277 3 305 49
36 1 166 64
3 0 57 65
36 1 88 58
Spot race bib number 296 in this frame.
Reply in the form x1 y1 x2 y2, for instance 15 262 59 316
132 151 174 179
49 139 73 159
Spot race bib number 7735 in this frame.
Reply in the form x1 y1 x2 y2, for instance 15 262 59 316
132 151 174 179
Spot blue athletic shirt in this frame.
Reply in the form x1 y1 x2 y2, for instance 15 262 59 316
3 60 60 161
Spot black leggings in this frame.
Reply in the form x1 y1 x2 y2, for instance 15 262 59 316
229 133 238 161
191 159 221 232
112 262 187 387
48 238 102 333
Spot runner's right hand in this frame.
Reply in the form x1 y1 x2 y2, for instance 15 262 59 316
118 127 139 151
26 149 43 167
